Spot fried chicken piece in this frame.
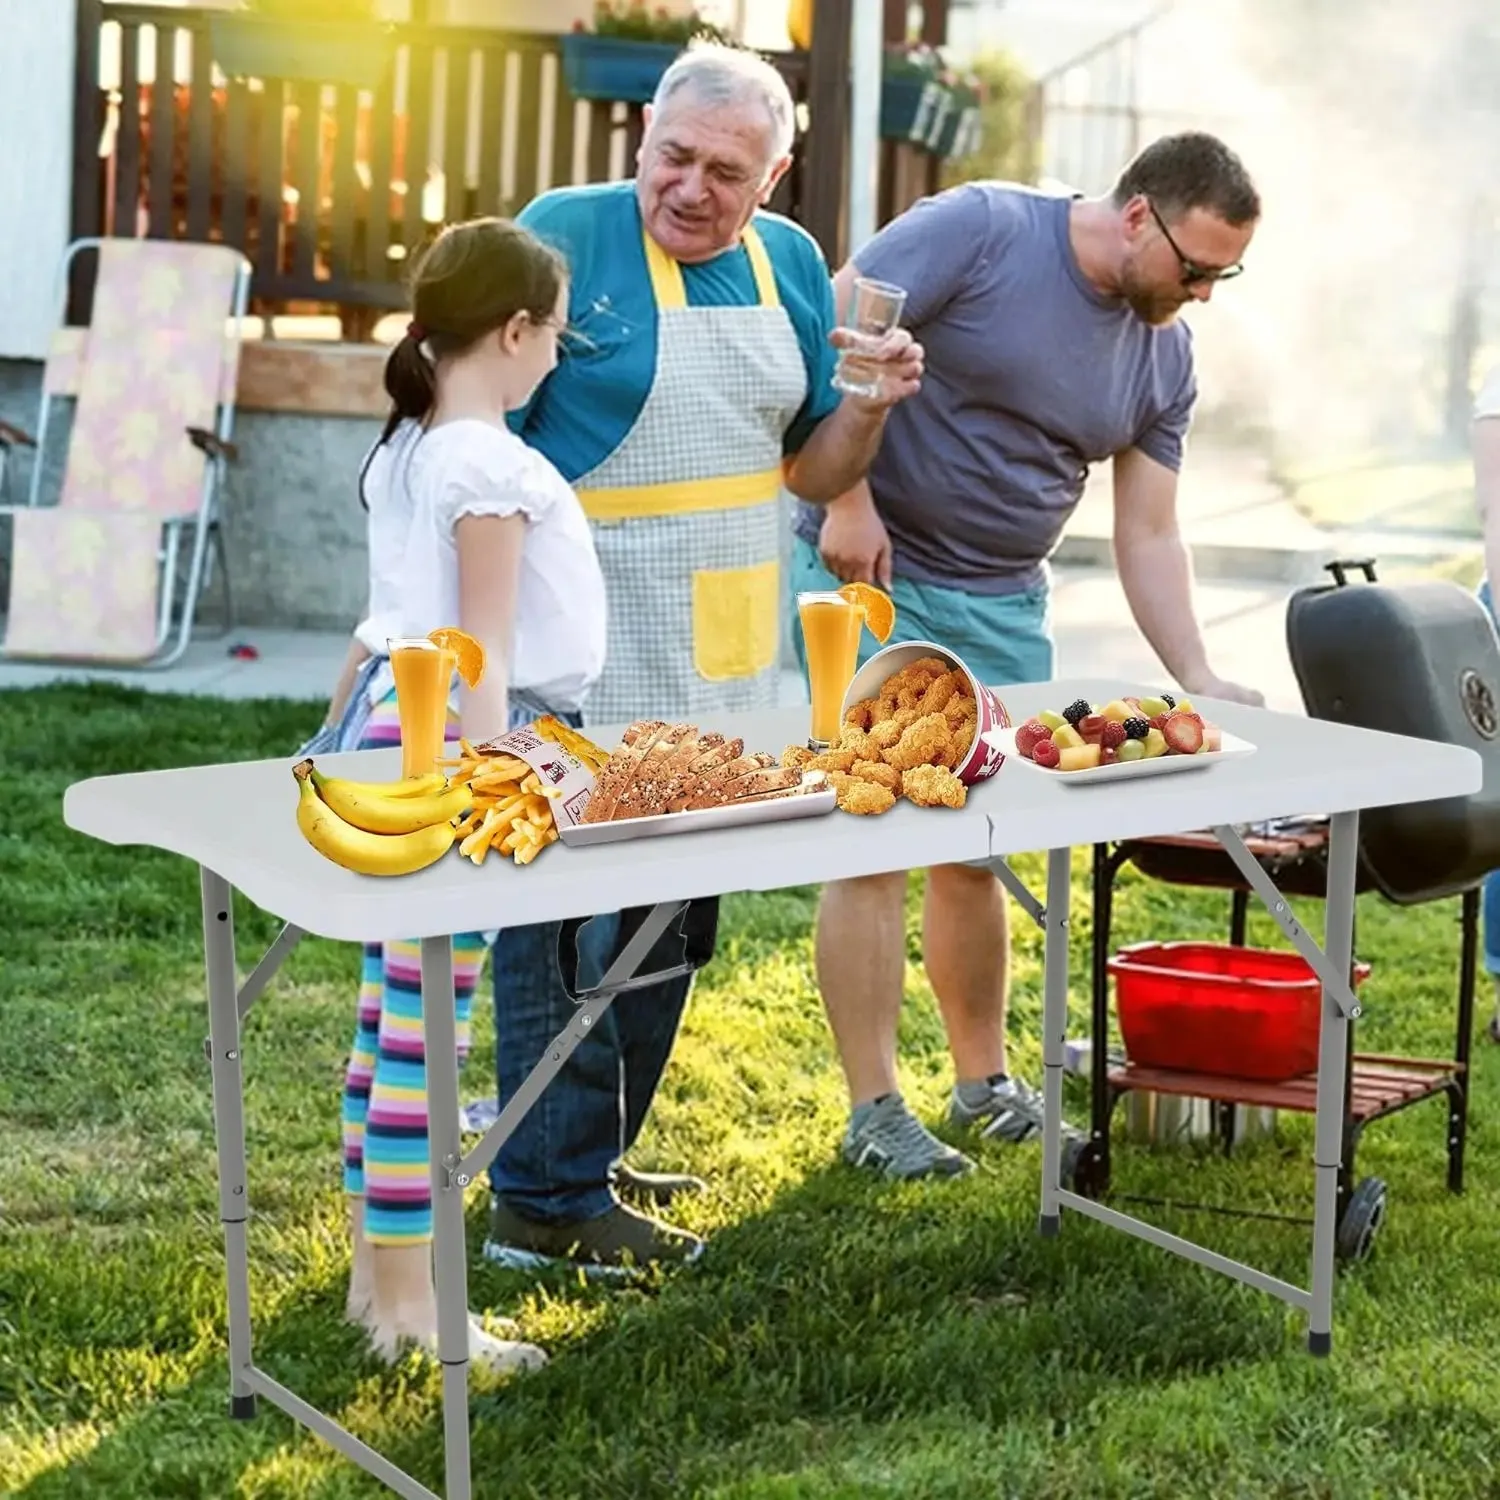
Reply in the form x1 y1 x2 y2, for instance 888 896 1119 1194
844 698 877 732
902 656 953 680
903 763 967 809
851 758 900 792
895 684 924 712
867 698 896 726
944 694 977 728
866 717 904 751
838 723 876 758
884 713 951 772
919 671 961 714
781 743 814 770
835 777 897 815
808 747 859 774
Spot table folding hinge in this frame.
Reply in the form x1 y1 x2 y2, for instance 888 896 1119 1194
443 1154 471 1192
977 856 1047 930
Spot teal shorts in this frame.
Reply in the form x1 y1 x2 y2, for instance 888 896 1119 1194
788 535 1054 690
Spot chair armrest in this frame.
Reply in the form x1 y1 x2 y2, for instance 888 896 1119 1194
187 426 240 463
0 420 36 449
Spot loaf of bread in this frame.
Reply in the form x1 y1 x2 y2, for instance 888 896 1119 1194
579 720 812 823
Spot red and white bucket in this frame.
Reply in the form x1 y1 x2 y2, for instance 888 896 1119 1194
841 639 1012 786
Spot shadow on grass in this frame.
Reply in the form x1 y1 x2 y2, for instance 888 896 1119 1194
17 1154 1292 1500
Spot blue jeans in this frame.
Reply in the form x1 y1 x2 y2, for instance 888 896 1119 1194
488 706 699 1224
788 534 1056 688
1477 578 1500 975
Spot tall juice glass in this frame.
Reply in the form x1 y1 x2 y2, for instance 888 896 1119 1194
797 591 865 750
388 636 457 778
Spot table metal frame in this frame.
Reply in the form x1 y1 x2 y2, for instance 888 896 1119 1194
196 811 1363 1499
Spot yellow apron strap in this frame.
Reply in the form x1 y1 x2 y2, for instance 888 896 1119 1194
641 222 780 311
642 229 687 310
742 224 781 308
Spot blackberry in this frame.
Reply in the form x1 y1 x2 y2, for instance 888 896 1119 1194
1161 692 1177 708
1122 716 1151 740
1062 698 1092 727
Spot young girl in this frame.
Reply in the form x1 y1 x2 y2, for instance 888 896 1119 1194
331 217 606 1374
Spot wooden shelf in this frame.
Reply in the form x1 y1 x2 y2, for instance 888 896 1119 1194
1108 1054 1463 1121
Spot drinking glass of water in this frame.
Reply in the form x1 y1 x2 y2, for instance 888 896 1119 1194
831 276 908 399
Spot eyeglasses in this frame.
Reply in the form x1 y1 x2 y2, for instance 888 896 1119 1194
1147 198 1244 285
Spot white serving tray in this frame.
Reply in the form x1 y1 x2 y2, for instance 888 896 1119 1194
558 771 836 847
982 727 1257 785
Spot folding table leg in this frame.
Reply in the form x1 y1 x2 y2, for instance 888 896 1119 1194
1307 809 1358 1357
1039 846 1073 1238
420 935 473 1500
199 868 256 1419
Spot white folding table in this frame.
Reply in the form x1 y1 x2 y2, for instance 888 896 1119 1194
62 677 1480 1500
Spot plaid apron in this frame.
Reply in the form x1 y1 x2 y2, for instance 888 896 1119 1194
574 222 808 727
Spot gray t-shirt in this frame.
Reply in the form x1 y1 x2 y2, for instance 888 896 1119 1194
794 182 1196 596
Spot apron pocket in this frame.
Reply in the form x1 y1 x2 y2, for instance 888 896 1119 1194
691 560 780 682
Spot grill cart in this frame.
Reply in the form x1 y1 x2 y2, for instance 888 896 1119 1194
1071 561 1499 1262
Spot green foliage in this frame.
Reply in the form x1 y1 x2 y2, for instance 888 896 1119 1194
240 0 382 21
3 683 1498 1497
583 1 732 46
941 48 1040 188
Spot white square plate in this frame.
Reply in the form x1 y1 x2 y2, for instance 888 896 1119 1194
981 726 1257 785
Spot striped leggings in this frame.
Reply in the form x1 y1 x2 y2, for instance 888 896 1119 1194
339 688 487 1246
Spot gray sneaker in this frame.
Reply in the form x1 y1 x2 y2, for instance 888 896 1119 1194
948 1073 1086 1148
841 1094 975 1180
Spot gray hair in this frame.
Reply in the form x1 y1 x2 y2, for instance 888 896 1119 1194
650 43 797 168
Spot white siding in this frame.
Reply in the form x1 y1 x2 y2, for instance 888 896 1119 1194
0 0 74 359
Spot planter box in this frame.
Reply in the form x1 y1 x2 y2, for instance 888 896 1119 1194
209 15 395 87
879 74 948 147
933 90 981 158
561 33 682 104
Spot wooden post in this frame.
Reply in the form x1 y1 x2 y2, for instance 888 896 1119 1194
801 0 850 268
69 0 105 324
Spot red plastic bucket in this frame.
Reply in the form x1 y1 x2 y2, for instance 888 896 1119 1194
1109 941 1373 1082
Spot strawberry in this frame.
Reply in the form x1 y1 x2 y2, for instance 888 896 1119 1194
1100 720 1127 750
1161 710 1204 755
1014 718 1050 758
1100 745 1118 765
1031 738 1061 768
1079 713 1107 742
1150 712 1172 732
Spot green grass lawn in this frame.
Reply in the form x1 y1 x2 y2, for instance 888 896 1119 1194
3 684 1498 1499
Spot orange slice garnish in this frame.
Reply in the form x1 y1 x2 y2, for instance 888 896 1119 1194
838 582 895 644
427 626 486 688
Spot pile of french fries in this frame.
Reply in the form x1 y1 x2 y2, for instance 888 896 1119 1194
441 717 610 867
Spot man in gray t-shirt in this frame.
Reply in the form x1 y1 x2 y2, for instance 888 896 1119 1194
794 133 1265 1181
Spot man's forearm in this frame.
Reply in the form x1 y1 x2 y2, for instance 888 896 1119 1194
784 402 887 503
1114 527 1213 692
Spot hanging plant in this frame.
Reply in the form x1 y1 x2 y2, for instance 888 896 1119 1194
562 3 736 104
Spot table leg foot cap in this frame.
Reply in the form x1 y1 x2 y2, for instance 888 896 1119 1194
1038 1213 1061 1239
1307 1331 1332 1358
230 1393 257 1420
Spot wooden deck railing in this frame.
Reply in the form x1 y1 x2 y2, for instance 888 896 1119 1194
71 2 813 330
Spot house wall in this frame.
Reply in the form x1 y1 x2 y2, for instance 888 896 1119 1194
0 2 74 360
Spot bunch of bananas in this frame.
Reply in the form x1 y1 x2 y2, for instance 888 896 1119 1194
293 759 473 877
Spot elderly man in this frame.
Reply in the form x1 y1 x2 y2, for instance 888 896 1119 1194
481 43 922 1273
791 132 1267 1179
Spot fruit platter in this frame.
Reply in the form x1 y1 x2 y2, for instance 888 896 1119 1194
983 691 1255 784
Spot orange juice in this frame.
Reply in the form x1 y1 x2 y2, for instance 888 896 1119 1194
798 591 865 748
388 637 456 778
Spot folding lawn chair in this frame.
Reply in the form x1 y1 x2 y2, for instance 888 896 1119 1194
0 237 251 668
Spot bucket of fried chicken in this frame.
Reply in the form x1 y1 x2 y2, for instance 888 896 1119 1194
837 642 1011 798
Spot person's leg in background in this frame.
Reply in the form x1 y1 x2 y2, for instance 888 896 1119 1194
338 689 545 1373
1477 578 1500 1037
791 536 972 1178
925 579 1082 1152
484 911 708 1273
